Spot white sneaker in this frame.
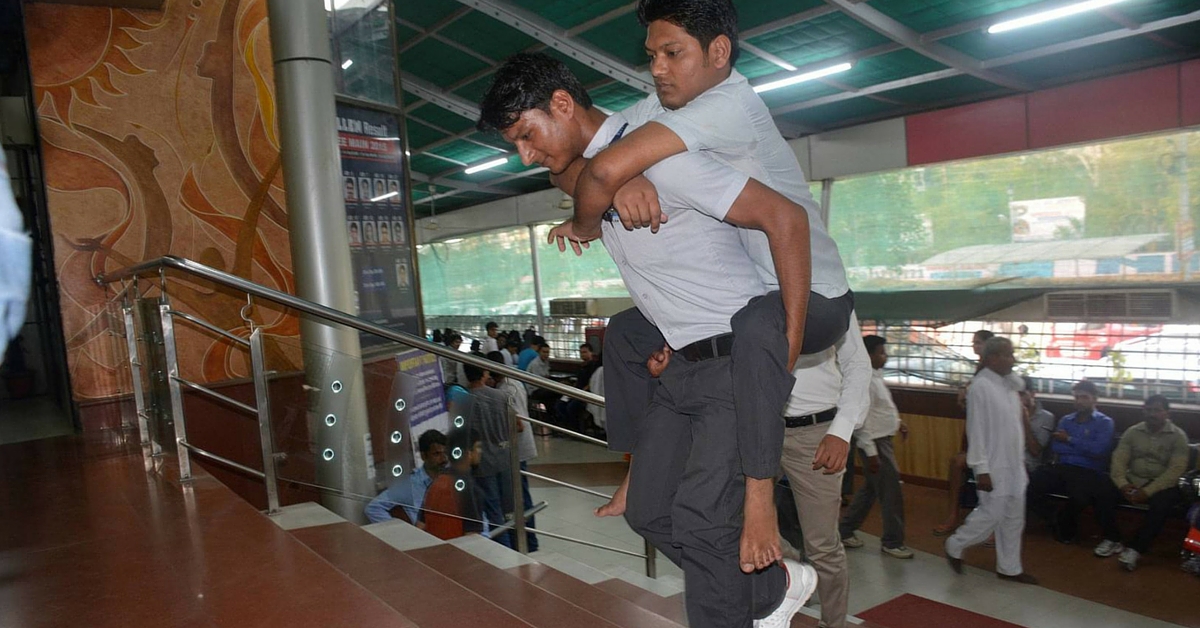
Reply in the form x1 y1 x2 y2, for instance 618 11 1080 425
753 559 818 628
842 534 863 548
1118 547 1140 571
1094 539 1124 557
881 545 915 559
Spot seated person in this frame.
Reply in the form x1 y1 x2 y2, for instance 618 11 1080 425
555 343 602 432
1105 394 1190 571
1028 380 1118 551
364 429 448 525
517 335 546 371
1021 377 1057 475
424 429 487 540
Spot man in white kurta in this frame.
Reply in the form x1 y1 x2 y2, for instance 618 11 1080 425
945 337 1037 583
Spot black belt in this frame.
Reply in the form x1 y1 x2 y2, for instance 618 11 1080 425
784 407 837 428
677 333 734 362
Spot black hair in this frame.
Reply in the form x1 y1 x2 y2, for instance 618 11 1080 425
417 429 447 455
464 363 487 383
1145 394 1170 411
470 339 481 353
862 335 886 355
637 0 740 66
1021 375 1036 392
973 329 995 342
477 52 593 133
532 335 547 347
1072 380 1099 396
447 427 482 461
486 321 498 330
485 351 506 381
447 333 463 345
579 343 594 351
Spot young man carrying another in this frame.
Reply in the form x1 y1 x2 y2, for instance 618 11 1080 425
477 49 821 628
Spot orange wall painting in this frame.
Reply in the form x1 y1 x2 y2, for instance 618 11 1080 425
25 0 301 402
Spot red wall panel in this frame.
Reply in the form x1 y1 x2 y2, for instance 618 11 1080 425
906 96 1028 166
1182 60 1200 127
1027 65 1180 149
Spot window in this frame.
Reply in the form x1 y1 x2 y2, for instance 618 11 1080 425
830 129 1200 292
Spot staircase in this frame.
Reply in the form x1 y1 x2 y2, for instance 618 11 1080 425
272 502 690 628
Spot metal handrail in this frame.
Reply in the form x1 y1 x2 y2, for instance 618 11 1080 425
521 470 615 501
518 414 608 447
98 256 604 408
179 440 265 479
173 377 258 416
169 310 251 347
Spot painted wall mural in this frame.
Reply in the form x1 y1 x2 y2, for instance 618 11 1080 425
26 0 301 402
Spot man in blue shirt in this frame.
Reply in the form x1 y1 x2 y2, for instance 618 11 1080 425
365 430 449 525
1027 380 1120 552
517 335 546 371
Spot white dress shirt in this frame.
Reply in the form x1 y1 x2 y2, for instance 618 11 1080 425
0 151 30 345
782 313 871 443
854 369 902 457
589 114 769 349
497 378 536 462
483 336 500 354
622 70 849 300
965 368 1028 496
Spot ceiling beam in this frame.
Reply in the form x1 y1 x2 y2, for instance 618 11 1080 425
823 0 1033 92
400 72 481 121
771 8 1200 118
409 119 508 155
411 167 550 205
398 7 472 53
449 0 655 93
566 2 636 37
397 18 497 66
741 6 839 39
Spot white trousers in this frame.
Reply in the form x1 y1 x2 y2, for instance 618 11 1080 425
944 492 1025 576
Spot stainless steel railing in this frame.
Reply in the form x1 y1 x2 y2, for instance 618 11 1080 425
98 256 657 577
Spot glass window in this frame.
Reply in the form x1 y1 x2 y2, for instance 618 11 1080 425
417 228 535 316
532 224 629 303
328 0 398 106
830 129 1200 291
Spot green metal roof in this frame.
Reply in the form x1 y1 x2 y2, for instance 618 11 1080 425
378 0 1200 216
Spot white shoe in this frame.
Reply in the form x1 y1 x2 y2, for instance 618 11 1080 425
841 534 863 548
1118 548 1140 571
1094 539 1124 557
753 559 818 628
881 545 915 559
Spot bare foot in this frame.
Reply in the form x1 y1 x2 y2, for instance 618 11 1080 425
741 478 782 573
595 468 630 517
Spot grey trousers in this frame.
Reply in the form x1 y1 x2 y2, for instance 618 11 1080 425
623 355 787 628
839 436 906 549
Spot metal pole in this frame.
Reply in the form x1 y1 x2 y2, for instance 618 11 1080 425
528 225 546 336
267 0 374 522
158 304 191 481
644 539 657 579
819 178 833 228
510 411 527 553
122 305 155 460
250 328 282 515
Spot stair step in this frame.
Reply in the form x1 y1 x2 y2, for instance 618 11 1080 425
291 522 533 628
268 501 347 530
406 543 627 628
508 562 685 628
595 578 688 626
532 551 612 584
364 518 446 551
449 533 537 570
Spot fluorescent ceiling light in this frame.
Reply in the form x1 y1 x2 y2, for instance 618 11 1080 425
753 62 853 94
341 59 354 70
324 0 353 10
987 0 1130 34
443 238 464 244
370 191 399 202
464 157 509 175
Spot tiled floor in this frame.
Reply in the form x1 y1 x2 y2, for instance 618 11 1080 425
523 472 1195 628
0 395 74 445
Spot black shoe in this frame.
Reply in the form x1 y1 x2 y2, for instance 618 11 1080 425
946 553 963 574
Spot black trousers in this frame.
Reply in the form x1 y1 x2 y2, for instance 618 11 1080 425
623 354 786 627
1128 487 1185 553
603 290 853 479
1028 464 1121 542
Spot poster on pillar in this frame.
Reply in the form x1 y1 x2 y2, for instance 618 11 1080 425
337 103 419 347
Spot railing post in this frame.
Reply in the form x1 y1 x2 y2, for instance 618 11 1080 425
511 411 528 553
159 303 191 481
249 328 281 515
122 305 157 459
644 539 657 579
